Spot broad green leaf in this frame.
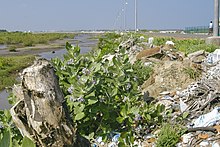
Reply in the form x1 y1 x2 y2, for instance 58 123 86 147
22 136 35 147
116 117 124 123
91 63 101 72
88 99 98 105
75 112 85 120
0 131 10 147
120 106 127 117
146 114 151 121
157 104 165 113
74 104 85 114
66 42 72 51
129 107 139 115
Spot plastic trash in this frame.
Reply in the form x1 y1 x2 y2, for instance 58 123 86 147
112 133 120 143
182 133 193 144
199 141 209 146
212 142 220 147
92 136 102 147
108 133 120 147
212 49 220 63
207 49 220 64
165 41 175 46
140 36 145 41
148 37 154 45
179 99 188 112
192 107 220 128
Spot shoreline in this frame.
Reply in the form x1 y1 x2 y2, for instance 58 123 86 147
0 45 65 56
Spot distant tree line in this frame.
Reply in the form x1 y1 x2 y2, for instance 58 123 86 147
0 29 7 32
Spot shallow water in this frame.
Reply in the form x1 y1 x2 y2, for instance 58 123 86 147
0 33 98 109
0 44 6 49
0 90 11 110
39 34 97 60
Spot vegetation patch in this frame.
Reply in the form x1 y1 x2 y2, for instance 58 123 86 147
153 37 217 55
0 32 213 146
0 32 75 49
156 123 184 147
0 55 35 90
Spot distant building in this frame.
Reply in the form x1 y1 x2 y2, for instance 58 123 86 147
159 30 177 33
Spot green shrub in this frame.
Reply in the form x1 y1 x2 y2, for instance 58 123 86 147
0 110 35 147
8 46 17 52
156 123 182 147
52 39 164 145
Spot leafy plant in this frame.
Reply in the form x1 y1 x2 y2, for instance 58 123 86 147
52 33 164 145
0 110 35 147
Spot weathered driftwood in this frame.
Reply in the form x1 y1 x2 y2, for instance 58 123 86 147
10 59 90 147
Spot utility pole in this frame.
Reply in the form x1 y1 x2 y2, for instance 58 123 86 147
206 0 220 45
135 0 137 32
214 0 219 36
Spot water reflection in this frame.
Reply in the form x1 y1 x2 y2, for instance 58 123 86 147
0 44 6 49
0 90 11 110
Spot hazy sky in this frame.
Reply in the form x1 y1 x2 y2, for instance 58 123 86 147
0 0 214 31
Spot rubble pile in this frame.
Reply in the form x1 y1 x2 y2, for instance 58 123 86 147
98 37 220 146
175 61 220 147
178 61 220 116
133 37 220 146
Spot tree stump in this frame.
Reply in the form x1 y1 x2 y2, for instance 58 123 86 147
10 59 90 147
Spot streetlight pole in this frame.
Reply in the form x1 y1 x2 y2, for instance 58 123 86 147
214 0 219 36
124 1 128 31
135 0 137 32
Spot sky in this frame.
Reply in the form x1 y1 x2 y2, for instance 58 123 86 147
0 0 214 31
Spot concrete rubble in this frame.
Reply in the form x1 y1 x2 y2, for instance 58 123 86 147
122 36 220 146
81 37 220 146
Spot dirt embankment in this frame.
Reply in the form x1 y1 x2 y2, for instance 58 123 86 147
134 43 205 99
142 59 196 98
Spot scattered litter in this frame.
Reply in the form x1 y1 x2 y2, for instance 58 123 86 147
159 91 170 95
211 49 220 63
165 41 175 46
212 142 220 147
140 36 145 41
182 133 193 144
199 141 210 146
192 107 220 128
198 133 209 139
161 95 174 101
148 37 154 45
179 99 188 112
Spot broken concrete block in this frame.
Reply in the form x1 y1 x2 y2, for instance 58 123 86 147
136 47 162 60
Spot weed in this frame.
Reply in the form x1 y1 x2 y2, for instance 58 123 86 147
183 67 201 80
156 123 184 147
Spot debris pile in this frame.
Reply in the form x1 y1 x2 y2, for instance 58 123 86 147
132 37 220 146
176 59 220 147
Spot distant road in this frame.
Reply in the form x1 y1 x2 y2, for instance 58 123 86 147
142 32 211 39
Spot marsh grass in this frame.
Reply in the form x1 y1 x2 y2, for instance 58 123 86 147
0 32 75 49
0 55 35 90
